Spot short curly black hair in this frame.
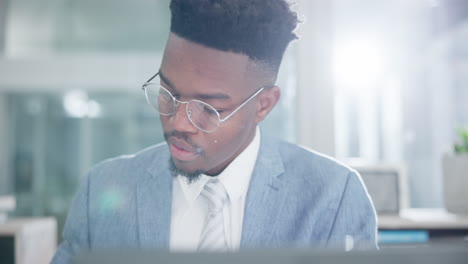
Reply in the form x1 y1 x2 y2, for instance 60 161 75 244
169 0 299 75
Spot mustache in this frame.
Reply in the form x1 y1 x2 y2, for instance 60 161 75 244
163 130 204 154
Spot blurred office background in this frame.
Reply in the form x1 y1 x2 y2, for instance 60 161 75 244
0 0 468 241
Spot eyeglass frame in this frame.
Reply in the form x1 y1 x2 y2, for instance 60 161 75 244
141 71 270 133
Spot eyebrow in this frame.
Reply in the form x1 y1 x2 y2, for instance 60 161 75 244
158 71 176 90
196 93 231 100
158 70 231 101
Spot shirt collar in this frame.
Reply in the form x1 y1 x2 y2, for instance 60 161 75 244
177 126 261 204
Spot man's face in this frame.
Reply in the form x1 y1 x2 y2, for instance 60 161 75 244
159 33 278 178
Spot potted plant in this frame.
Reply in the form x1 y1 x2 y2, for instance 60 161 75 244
443 127 468 215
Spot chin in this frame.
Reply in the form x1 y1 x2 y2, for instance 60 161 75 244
169 158 204 179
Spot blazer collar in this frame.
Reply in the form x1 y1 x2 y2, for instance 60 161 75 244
240 131 287 248
136 132 287 249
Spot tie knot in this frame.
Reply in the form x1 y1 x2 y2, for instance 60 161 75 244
201 179 228 213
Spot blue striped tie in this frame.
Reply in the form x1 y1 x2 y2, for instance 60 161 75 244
198 179 229 251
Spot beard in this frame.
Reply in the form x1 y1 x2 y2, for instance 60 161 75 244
165 130 206 183
169 158 204 184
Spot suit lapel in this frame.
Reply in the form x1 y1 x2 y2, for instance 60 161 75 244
240 134 287 248
136 145 173 249
134 135 287 249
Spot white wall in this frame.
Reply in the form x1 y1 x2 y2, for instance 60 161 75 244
295 0 335 156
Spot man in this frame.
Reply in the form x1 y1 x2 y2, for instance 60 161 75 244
52 0 377 262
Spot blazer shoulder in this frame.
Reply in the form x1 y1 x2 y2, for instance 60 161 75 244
268 138 367 203
276 139 356 180
275 138 373 207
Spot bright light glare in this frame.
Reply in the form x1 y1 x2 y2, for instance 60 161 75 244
63 90 101 118
333 38 386 87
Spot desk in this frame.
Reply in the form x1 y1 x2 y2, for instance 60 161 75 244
378 208 468 245
0 217 57 264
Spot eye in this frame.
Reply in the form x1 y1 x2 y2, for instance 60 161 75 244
168 92 180 100
202 105 219 116
163 87 178 98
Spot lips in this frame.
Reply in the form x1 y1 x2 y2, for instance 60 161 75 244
168 137 200 161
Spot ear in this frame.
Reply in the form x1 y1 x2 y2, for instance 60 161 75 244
255 86 280 124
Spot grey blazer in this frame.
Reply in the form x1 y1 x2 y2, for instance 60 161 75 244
51 133 377 263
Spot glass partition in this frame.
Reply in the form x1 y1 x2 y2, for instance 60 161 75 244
0 0 297 239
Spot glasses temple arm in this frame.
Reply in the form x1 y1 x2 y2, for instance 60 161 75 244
141 71 160 90
220 87 265 122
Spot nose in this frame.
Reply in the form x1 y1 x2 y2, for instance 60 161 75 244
170 101 198 134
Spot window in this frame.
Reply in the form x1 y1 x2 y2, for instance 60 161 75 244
333 0 468 207
0 0 297 237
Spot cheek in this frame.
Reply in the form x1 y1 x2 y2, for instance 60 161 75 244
206 123 251 155
160 115 169 126
204 130 237 155
206 136 234 154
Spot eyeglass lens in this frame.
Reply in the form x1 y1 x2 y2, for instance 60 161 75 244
144 82 221 132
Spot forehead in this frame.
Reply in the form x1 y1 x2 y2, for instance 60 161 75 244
160 33 258 96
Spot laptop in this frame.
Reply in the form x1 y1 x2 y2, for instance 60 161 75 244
74 243 468 264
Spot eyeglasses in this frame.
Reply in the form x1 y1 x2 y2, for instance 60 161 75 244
141 71 266 133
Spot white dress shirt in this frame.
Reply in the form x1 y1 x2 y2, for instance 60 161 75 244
170 127 260 251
